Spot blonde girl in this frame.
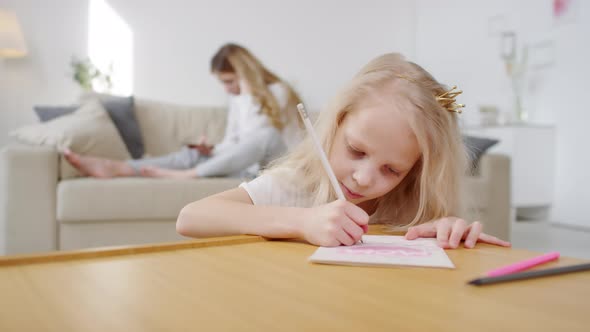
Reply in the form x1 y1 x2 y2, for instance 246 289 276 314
65 43 303 179
176 53 511 248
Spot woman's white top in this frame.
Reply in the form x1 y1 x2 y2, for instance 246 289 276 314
194 83 301 178
214 82 300 153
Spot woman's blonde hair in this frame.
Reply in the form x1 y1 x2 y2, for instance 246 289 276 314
211 43 302 130
266 53 468 229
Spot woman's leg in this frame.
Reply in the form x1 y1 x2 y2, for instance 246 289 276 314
128 146 201 171
63 149 136 178
64 147 201 178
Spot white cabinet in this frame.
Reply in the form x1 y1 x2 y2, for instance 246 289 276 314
463 125 555 213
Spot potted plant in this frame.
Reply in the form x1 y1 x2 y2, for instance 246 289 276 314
70 56 113 92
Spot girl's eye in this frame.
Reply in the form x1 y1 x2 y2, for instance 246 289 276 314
386 166 400 176
347 145 364 157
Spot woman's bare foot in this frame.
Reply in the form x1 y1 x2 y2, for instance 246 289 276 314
63 149 135 178
140 166 197 179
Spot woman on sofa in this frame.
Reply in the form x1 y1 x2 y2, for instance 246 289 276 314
64 43 303 179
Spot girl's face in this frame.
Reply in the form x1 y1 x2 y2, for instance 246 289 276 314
329 101 421 211
215 71 240 95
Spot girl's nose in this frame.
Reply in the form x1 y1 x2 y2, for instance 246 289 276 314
352 165 374 187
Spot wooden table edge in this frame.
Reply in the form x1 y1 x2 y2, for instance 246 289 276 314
0 235 266 267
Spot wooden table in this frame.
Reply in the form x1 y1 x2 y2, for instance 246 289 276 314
1 232 589 331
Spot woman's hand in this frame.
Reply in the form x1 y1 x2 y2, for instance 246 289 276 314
301 200 369 247
405 217 511 249
187 135 213 156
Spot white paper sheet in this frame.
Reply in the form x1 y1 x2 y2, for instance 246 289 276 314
308 235 455 269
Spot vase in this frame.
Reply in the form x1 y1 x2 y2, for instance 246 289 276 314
513 93 528 123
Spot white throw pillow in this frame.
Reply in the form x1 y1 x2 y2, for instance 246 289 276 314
10 100 131 179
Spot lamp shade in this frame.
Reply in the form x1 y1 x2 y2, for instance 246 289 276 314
0 9 27 58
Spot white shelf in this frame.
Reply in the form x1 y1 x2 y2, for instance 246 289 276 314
464 125 555 208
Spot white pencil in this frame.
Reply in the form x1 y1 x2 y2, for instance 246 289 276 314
297 104 345 200
296 103 364 243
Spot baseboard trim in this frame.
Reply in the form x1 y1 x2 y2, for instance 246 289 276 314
551 222 590 233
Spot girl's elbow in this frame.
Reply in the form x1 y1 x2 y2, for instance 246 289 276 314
176 205 198 237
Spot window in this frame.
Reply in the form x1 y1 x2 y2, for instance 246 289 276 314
88 0 133 95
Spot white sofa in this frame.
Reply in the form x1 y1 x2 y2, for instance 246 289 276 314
0 98 511 254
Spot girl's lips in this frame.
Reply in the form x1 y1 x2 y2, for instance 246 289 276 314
341 183 364 199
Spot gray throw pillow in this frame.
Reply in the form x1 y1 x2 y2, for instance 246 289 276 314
33 105 77 121
463 135 499 170
34 95 145 158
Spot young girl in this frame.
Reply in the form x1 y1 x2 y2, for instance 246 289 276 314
176 53 512 248
64 43 303 179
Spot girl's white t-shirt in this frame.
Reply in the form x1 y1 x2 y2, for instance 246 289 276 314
240 173 313 208
241 173 379 224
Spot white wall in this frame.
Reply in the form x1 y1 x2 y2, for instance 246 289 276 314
0 0 416 147
0 0 88 146
415 0 590 228
549 2 590 230
112 0 416 108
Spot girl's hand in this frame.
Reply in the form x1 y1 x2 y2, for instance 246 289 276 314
405 217 511 249
302 200 369 247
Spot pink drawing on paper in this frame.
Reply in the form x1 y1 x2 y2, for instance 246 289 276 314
337 245 432 257
309 235 455 268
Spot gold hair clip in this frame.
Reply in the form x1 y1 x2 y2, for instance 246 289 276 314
436 86 465 114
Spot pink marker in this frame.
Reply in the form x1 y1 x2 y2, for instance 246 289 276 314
486 251 560 277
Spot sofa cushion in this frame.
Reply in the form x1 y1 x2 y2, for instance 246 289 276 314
134 99 227 156
33 104 77 121
35 94 145 159
80 93 144 159
57 177 242 222
11 100 131 179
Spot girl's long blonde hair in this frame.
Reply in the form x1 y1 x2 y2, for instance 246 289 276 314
265 53 468 229
211 43 302 130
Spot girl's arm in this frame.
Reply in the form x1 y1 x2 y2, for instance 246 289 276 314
176 187 369 246
177 187 306 239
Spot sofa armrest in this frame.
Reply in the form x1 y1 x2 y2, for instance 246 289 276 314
468 153 511 241
0 144 59 254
